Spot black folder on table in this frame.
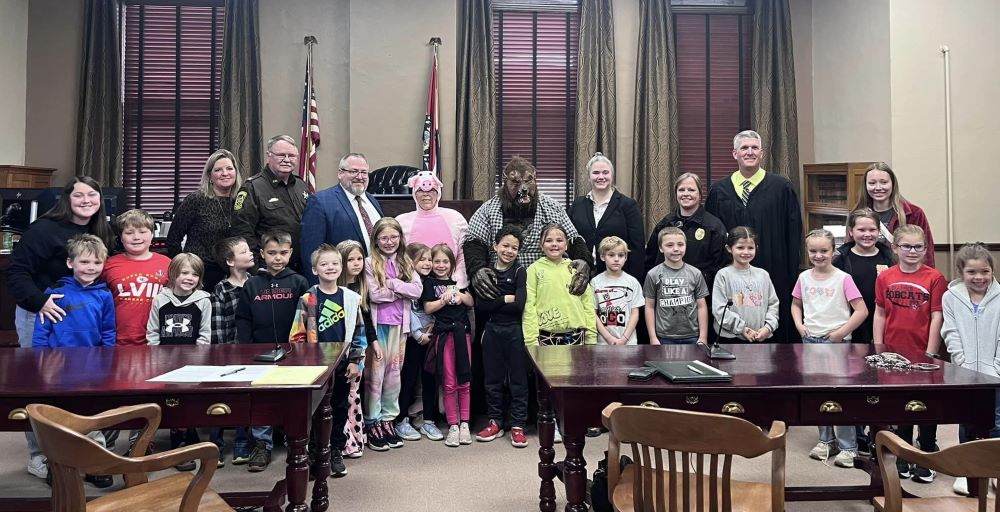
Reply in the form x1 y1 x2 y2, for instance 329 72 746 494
644 359 732 383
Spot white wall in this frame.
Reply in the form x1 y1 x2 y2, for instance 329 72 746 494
0 0 28 166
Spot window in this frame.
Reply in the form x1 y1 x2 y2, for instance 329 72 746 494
493 2 579 207
674 9 752 186
123 1 225 215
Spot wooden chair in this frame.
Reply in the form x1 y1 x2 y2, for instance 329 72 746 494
874 429 999 512
601 401 786 512
27 403 233 512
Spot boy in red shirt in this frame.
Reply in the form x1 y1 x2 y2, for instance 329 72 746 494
103 209 171 345
873 224 947 484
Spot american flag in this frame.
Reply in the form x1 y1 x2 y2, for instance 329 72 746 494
298 49 320 193
421 46 440 175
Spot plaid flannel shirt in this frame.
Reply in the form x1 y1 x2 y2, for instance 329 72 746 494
464 193 583 267
211 280 241 344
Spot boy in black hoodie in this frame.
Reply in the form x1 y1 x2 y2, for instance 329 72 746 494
235 230 309 471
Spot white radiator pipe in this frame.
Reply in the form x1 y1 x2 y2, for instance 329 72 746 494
941 45 954 278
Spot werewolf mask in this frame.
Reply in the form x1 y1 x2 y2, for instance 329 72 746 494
499 156 538 220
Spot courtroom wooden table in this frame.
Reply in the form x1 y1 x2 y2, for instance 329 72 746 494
528 343 1000 512
0 343 343 512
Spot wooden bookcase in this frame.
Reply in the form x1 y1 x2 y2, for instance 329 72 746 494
802 162 873 232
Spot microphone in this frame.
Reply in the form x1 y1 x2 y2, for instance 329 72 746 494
709 298 736 360
255 276 288 363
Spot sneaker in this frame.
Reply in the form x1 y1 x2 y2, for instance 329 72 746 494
896 460 913 479
216 449 225 468
175 459 196 472
366 423 389 452
232 450 250 465
247 441 271 472
420 421 444 441
833 450 856 468
553 423 562 444
444 425 460 447
476 420 504 442
84 474 114 488
26 455 48 479
459 422 473 445
912 466 936 483
396 418 421 441
809 442 836 460
953 476 970 496
511 427 528 448
331 452 346 478
344 449 363 459
382 421 404 448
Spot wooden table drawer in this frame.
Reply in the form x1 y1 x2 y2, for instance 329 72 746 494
799 391 969 424
621 392 796 423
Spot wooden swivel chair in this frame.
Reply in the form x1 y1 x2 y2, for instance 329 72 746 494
874 430 999 512
27 403 233 512
601 402 786 512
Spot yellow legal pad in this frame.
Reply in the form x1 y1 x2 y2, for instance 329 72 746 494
251 366 330 386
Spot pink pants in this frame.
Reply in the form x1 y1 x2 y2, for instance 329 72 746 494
441 333 472 425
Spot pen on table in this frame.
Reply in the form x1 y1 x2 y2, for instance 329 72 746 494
220 367 246 377
686 364 704 375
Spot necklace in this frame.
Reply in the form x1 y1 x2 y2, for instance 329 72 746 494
213 195 233 229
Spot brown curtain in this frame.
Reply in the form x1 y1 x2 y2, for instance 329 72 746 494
220 0 263 177
75 0 123 186
632 0 680 229
456 0 497 200
574 0 617 197
752 0 799 191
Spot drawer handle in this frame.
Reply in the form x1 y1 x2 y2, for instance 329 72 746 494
819 401 843 414
867 395 880 405
721 402 745 415
7 408 27 421
165 398 180 408
685 395 700 405
640 401 660 408
905 400 927 413
206 403 232 416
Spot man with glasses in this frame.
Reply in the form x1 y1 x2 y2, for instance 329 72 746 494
300 152 384 278
232 134 310 270
705 129 803 342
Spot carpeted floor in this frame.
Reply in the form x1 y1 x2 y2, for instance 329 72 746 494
0 423 976 511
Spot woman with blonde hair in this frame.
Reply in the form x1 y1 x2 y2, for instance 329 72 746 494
852 162 935 267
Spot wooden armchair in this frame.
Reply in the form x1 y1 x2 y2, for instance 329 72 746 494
27 403 233 512
875 430 998 512
601 402 786 512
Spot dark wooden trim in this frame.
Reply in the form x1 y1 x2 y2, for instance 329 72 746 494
934 243 1000 252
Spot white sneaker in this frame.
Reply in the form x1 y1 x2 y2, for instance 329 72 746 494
809 442 836 460
26 455 47 479
459 422 473 445
396 418 422 441
420 421 444 441
553 423 563 444
953 476 970 496
444 425 460 447
833 450 856 468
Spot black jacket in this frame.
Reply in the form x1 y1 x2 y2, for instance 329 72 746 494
231 166 309 270
7 218 89 312
236 268 310 343
567 190 645 282
644 206 728 287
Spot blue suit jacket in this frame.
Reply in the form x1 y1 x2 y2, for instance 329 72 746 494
300 185 384 282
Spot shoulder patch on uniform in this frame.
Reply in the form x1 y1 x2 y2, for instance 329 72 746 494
234 190 248 210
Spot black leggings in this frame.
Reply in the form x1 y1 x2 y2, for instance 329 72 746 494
398 336 439 422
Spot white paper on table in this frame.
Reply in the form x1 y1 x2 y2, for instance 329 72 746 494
147 365 276 383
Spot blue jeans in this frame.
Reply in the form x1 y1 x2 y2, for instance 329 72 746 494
818 425 858 451
251 426 273 450
661 336 700 345
210 427 251 457
15 306 35 348
802 335 830 344
959 389 1000 443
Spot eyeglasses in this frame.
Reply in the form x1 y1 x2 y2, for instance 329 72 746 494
339 168 370 177
377 234 400 243
269 152 298 161
897 244 926 253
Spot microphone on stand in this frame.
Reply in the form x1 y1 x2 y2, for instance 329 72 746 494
255 278 288 363
709 298 736 360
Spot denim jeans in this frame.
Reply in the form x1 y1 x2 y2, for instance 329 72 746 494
210 427 251 457
818 425 858 451
802 335 830 344
959 389 1000 443
662 336 700 345
251 426 273 450
15 306 35 348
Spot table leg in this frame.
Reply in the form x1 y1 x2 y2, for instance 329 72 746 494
310 383 334 511
537 386 557 512
563 434 588 512
285 433 310 512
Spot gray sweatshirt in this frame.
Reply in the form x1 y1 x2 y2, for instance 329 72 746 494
146 288 212 346
712 265 779 341
942 278 1000 377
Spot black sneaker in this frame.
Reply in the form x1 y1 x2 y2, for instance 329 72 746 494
247 440 271 472
175 459 196 472
366 423 389 452
84 474 114 488
331 452 346 478
896 460 913 479
912 466 936 483
857 438 872 457
383 421 404 449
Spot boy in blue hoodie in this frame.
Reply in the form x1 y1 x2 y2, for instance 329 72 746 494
30 233 114 488
32 233 116 348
